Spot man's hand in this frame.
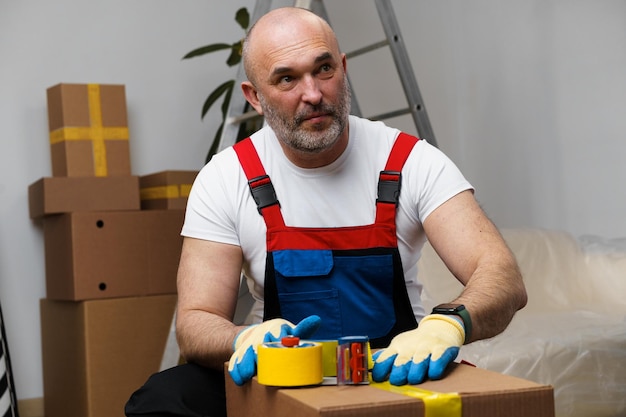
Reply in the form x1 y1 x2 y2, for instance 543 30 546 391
371 314 465 385
228 315 321 385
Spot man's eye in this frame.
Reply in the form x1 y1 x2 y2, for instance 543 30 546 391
320 64 331 72
318 64 335 78
280 76 293 83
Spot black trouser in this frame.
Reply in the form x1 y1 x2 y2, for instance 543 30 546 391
125 363 226 417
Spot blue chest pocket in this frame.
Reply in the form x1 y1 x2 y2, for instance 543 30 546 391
272 249 396 340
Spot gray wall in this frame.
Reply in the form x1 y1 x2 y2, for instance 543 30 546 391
1 0 624 401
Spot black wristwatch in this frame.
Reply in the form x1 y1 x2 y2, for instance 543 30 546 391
431 303 472 344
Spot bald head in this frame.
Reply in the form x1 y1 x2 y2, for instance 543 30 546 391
242 7 341 86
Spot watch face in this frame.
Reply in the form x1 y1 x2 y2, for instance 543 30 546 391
433 303 465 313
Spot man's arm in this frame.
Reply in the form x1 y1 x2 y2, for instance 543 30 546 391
422 189 527 342
175 236 246 370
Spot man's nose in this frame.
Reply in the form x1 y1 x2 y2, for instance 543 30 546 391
300 76 322 105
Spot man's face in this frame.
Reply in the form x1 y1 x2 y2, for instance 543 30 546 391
249 24 351 154
258 73 351 154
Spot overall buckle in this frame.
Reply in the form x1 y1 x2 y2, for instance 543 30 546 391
248 175 280 214
377 170 402 205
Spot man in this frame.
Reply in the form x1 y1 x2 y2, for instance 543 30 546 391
126 7 526 417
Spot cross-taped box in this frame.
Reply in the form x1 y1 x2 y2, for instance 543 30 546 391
46 83 131 177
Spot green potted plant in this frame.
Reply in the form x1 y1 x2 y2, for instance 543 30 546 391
183 7 261 162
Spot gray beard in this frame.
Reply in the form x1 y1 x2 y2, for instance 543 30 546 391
259 76 352 154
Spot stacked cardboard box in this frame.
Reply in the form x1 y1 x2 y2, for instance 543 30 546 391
29 83 193 417
40 296 177 417
139 170 198 210
30 83 140 219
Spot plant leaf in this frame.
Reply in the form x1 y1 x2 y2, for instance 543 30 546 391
235 7 250 30
201 80 235 119
206 121 225 163
220 80 235 117
183 43 232 60
226 43 242 67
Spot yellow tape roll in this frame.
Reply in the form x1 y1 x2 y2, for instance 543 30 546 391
257 341 323 387
319 340 338 377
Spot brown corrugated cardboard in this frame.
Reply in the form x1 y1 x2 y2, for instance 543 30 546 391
139 170 198 210
28 176 140 219
40 295 177 417
43 210 184 300
46 83 131 177
226 362 555 417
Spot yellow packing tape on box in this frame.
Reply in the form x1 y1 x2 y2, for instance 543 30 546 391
140 184 192 201
257 340 323 387
371 380 461 417
49 84 129 177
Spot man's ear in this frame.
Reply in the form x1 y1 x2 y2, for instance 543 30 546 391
241 82 264 115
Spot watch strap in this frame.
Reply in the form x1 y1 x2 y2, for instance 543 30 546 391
432 304 472 344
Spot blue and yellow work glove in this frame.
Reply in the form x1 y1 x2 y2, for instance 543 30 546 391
228 315 321 386
371 314 465 386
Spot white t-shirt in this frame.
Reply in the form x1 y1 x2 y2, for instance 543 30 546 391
183 115 473 323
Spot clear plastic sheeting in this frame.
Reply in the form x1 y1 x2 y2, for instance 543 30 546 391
459 312 626 417
418 228 626 417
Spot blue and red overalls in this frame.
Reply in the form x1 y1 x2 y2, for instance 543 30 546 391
234 132 420 349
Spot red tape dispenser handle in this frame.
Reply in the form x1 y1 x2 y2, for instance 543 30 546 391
350 342 366 383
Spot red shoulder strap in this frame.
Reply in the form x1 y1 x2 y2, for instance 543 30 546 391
234 132 419 229
375 132 420 226
385 132 419 172
233 138 286 228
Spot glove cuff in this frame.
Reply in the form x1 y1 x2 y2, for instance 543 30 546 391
232 324 256 350
421 314 465 345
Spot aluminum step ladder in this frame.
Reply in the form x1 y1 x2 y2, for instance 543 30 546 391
217 0 438 151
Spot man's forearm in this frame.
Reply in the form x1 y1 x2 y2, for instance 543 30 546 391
455 255 527 343
176 310 244 370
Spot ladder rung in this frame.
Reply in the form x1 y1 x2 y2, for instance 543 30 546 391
369 107 411 121
345 39 389 60
294 0 313 7
227 110 263 125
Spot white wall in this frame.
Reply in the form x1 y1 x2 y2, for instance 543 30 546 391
0 0 255 400
1 0 625 402
329 0 626 235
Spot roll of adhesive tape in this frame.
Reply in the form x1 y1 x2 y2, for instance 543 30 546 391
257 340 323 387
319 340 339 377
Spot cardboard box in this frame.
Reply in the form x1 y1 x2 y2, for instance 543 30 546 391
28 176 140 219
40 295 177 417
139 170 198 210
46 83 131 177
43 210 184 300
226 362 555 417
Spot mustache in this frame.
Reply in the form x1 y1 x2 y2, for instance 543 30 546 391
294 103 335 125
